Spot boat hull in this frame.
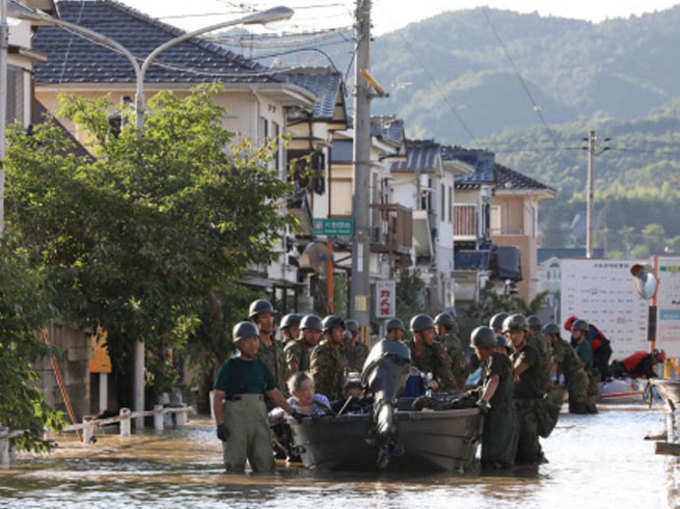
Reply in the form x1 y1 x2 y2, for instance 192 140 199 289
652 379 680 408
288 407 482 472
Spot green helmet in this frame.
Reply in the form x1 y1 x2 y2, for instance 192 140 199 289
386 318 405 332
410 314 435 333
300 314 322 332
434 312 458 334
248 299 277 319
471 326 497 349
232 321 259 342
572 319 589 333
527 315 542 330
542 323 560 336
489 312 509 331
345 319 360 335
280 313 302 329
502 313 527 333
322 315 345 332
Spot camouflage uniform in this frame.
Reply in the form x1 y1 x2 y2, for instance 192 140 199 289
257 338 288 402
409 340 456 393
552 339 594 413
284 340 311 374
344 341 369 373
310 340 345 401
527 331 551 395
438 332 468 391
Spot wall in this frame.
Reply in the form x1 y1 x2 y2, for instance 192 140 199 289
34 322 91 420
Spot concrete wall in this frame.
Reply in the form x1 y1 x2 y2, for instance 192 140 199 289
34 322 91 420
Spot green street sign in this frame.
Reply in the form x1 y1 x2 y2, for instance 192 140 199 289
312 218 354 237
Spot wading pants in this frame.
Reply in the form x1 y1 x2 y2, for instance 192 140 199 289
513 398 543 464
222 394 274 473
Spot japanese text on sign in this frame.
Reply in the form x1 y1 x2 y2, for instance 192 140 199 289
375 280 396 319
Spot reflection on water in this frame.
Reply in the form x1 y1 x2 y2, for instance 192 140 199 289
0 407 675 508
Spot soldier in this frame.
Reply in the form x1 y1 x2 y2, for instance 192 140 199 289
434 312 468 390
489 312 510 335
385 318 406 343
504 313 546 465
409 314 455 393
213 321 303 473
310 315 346 401
249 299 288 400
571 319 600 403
526 315 551 394
543 323 596 414
471 326 519 470
566 316 612 381
343 319 369 373
284 314 322 374
279 313 302 344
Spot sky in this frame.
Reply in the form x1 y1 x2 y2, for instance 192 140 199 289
120 0 680 35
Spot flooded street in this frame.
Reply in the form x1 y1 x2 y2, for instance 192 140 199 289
1 406 678 508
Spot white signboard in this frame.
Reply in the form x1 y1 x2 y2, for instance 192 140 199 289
656 256 680 357
375 280 396 319
560 259 648 358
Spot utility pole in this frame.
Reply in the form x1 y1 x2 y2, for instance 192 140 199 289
350 0 371 337
586 130 595 259
0 0 9 235
583 130 610 259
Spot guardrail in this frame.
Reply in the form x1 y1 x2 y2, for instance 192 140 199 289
0 405 193 468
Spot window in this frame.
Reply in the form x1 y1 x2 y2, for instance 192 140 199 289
272 121 280 171
440 183 445 221
448 186 453 223
330 179 352 216
258 116 269 144
6 66 27 127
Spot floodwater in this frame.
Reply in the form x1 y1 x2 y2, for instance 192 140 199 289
1 406 678 509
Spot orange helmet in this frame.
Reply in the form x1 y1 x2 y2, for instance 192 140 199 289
564 315 578 331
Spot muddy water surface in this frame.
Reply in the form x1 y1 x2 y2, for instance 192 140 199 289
1 407 677 508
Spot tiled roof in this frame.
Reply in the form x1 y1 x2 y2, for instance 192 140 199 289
34 0 282 84
494 163 556 193
371 116 404 146
285 68 343 120
443 145 496 186
391 139 440 172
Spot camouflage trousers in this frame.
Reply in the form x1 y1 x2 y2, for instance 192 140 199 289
513 398 544 464
567 370 596 414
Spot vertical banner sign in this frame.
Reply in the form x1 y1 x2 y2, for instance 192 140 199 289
656 256 680 357
560 259 648 358
375 280 396 319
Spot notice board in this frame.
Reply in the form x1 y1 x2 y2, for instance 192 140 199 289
656 256 680 357
560 259 648 358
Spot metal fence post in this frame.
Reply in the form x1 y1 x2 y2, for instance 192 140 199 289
119 408 131 437
0 427 9 469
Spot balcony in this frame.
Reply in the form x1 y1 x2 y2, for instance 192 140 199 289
370 204 412 256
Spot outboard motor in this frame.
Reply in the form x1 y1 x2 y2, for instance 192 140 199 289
360 338 411 469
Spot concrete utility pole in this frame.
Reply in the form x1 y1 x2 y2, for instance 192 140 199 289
586 129 595 259
350 0 371 334
0 0 9 235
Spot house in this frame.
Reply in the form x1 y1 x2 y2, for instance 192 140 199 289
31 0 321 308
443 146 556 305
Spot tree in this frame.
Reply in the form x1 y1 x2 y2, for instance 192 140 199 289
0 231 63 452
5 85 297 403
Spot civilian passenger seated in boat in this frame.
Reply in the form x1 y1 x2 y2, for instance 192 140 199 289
287 371 332 416
331 379 368 414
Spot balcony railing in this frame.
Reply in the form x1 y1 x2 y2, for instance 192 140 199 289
453 203 477 239
370 204 412 255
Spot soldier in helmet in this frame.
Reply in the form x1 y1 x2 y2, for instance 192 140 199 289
489 312 509 335
571 319 600 403
526 315 551 395
213 321 304 473
249 299 288 400
385 318 406 343
343 319 369 373
434 312 468 390
504 313 546 464
471 326 519 470
409 314 455 393
284 314 322 374
310 315 346 400
279 313 302 344
543 323 596 414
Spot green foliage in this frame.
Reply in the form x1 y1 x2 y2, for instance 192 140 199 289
5 85 296 400
313 273 349 318
395 267 426 322
0 231 63 452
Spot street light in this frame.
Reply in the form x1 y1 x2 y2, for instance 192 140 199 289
1 3 294 428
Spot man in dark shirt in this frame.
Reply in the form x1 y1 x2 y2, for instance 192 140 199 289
213 321 301 473
504 313 545 464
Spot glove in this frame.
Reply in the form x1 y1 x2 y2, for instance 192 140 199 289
476 399 491 414
216 423 229 441
291 410 306 423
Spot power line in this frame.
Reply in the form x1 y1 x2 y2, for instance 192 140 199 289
481 7 560 147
